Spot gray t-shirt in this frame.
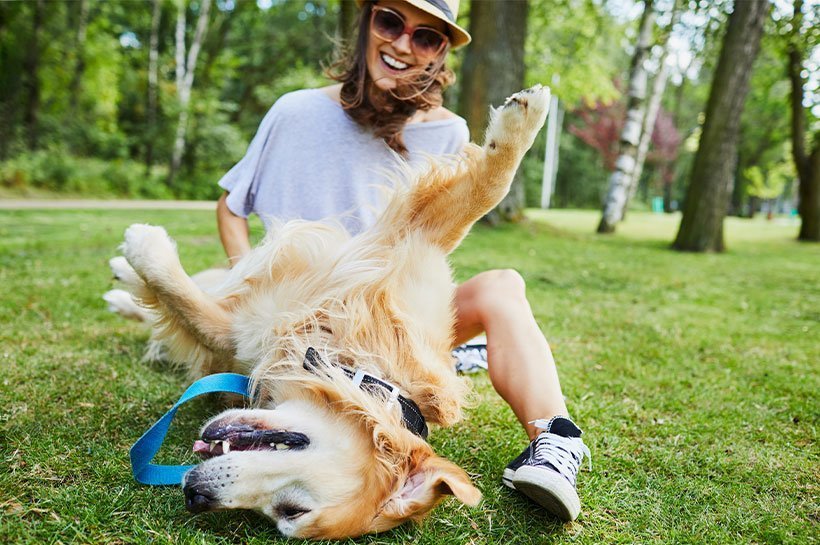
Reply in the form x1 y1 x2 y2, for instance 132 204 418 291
218 88 470 234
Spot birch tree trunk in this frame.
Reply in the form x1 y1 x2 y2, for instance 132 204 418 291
672 0 769 253
624 53 670 214
788 0 820 242
623 3 679 217
168 0 212 188
596 0 655 233
541 95 563 209
458 0 529 224
68 0 90 113
145 0 161 174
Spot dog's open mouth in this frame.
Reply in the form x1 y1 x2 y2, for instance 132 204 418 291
193 423 310 459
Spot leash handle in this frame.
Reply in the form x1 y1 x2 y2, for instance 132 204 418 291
129 373 252 486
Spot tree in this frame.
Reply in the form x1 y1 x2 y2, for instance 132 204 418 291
23 0 44 150
145 0 162 173
459 0 529 224
788 0 820 242
596 0 656 233
338 0 358 43
672 0 770 253
624 1 681 215
68 0 91 113
168 0 213 188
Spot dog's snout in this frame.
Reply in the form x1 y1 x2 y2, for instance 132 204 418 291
183 468 218 513
184 482 216 513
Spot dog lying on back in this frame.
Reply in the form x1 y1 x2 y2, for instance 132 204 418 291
111 86 549 539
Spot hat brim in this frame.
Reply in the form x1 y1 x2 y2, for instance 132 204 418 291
356 0 472 49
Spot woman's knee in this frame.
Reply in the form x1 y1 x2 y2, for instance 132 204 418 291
465 269 528 312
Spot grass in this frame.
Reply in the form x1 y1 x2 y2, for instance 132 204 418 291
0 207 817 544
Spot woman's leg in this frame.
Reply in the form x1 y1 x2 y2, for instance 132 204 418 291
453 269 568 440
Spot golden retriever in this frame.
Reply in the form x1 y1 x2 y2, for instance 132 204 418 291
112 86 549 539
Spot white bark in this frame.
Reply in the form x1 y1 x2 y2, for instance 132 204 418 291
145 0 161 170
541 94 563 209
627 58 670 205
597 0 656 233
625 2 680 213
169 0 212 186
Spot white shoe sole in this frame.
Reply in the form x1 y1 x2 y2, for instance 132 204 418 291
502 468 516 489
511 466 580 521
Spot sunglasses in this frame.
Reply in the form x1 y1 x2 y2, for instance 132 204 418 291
370 5 449 59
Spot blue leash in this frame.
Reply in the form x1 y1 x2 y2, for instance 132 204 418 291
129 373 252 486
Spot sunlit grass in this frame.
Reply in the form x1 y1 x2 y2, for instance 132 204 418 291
1 208 816 544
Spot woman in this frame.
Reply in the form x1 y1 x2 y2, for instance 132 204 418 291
216 0 589 522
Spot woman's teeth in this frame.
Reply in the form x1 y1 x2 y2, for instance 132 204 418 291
381 53 408 70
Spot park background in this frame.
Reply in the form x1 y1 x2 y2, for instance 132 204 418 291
1 0 818 544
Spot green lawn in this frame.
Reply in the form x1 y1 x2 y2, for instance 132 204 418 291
0 208 817 544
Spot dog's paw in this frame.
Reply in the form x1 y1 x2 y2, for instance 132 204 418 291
484 85 550 153
122 223 178 275
109 256 140 284
103 289 153 322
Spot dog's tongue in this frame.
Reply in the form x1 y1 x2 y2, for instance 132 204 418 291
193 440 211 455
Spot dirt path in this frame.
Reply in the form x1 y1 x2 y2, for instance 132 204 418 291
0 199 215 210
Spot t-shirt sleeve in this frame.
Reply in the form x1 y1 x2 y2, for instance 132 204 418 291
217 104 279 218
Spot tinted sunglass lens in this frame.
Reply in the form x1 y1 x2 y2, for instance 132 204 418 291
373 10 404 40
413 29 444 56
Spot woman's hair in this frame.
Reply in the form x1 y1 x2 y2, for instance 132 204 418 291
326 1 455 156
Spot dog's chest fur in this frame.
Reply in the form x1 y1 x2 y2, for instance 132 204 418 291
222 224 464 425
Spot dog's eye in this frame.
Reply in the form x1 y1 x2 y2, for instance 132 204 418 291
278 504 310 520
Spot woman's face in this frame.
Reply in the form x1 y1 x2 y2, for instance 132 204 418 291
366 0 448 92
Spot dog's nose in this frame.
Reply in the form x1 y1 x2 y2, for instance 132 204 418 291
183 483 215 513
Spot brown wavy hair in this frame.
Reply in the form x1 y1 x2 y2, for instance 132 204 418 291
327 1 455 156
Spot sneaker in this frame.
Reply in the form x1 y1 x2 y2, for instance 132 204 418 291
452 343 488 374
505 416 590 521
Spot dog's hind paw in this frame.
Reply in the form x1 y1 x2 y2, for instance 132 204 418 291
122 223 178 276
109 256 140 284
484 85 550 154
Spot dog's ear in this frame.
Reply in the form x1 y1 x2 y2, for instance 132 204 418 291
377 454 481 523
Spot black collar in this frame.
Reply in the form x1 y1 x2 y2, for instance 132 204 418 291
302 347 429 439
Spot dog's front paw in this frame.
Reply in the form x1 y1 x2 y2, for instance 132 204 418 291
122 223 178 277
484 85 550 154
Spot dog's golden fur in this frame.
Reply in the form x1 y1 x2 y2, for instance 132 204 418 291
114 86 549 539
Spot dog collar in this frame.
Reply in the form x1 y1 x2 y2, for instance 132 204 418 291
302 347 429 440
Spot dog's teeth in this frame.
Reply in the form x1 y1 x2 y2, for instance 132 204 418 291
278 444 290 450
222 440 231 453
209 442 216 452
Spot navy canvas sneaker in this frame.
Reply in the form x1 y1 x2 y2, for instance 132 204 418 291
504 416 590 521
451 343 488 374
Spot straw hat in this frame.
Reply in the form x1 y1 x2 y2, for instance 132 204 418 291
356 0 472 48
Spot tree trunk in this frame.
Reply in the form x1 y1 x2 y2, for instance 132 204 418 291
541 95 563 209
339 0 358 43
23 0 44 150
68 0 90 113
788 0 820 242
145 0 161 174
597 0 655 233
624 2 679 217
672 0 769 253
168 0 212 189
458 0 529 224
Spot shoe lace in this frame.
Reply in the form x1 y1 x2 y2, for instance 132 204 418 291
452 345 488 372
530 419 592 479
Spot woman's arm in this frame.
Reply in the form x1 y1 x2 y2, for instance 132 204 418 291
216 192 251 266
